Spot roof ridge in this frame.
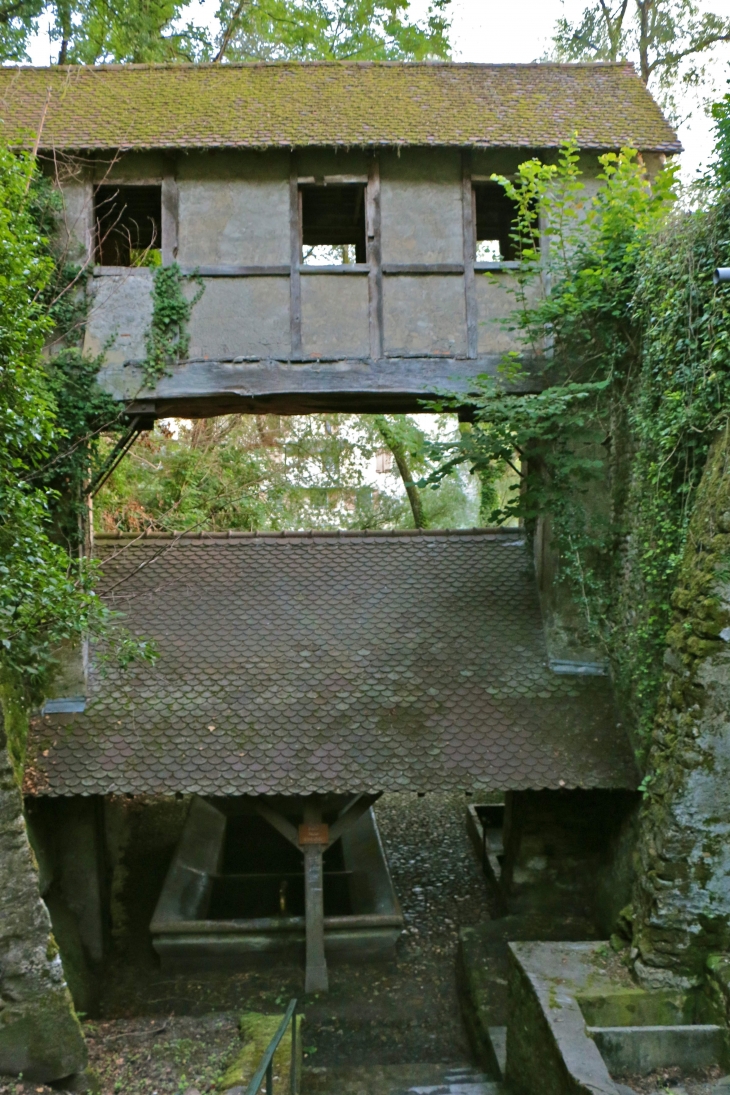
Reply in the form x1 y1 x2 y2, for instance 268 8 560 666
94 526 521 541
5 60 638 73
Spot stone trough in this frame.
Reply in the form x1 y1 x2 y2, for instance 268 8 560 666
502 941 730 1094
150 797 403 970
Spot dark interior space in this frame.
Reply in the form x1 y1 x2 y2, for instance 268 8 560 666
300 184 367 262
474 181 521 261
212 814 351 918
95 184 162 266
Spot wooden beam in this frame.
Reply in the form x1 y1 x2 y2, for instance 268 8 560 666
382 263 465 275
462 151 478 360
161 172 179 267
253 801 300 850
327 793 381 846
179 265 290 277
289 155 302 358
302 799 328 994
367 155 383 362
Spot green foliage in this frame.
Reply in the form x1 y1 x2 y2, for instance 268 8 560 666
143 263 204 388
0 0 450 64
214 0 451 62
0 0 209 62
428 139 730 747
548 0 730 118
0 143 108 739
94 413 476 534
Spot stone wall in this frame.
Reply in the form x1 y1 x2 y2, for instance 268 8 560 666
0 742 86 1082
632 424 730 994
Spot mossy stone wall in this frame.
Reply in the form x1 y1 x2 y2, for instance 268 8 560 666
632 424 730 992
0 740 86 1081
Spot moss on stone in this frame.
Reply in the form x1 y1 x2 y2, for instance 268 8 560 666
218 1012 301 1092
633 424 730 988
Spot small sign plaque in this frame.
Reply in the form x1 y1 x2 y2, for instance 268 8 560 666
299 822 329 846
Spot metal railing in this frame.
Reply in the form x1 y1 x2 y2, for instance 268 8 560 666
245 998 298 1095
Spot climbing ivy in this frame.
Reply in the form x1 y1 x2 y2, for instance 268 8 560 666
143 262 204 387
429 138 730 748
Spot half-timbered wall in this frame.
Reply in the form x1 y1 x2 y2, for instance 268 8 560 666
64 147 616 413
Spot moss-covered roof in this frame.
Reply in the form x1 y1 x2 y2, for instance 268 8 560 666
0 61 680 152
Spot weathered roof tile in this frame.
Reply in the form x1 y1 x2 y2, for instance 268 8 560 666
0 62 679 152
25 529 637 796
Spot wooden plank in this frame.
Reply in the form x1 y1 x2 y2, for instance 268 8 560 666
179 265 291 278
161 173 179 266
152 912 404 934
112 353 540 418
462 151 478 359
299 265 369 275
382 263 465 275
289 156 302 358
303 799 328 994
367 156 384 361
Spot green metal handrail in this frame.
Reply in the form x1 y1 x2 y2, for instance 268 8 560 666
245 998 298 1095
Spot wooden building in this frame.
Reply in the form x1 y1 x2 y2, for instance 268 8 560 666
0 62 679 417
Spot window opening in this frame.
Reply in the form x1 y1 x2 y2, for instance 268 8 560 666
473 182 523 263
300 184 366 266
95 184 162 267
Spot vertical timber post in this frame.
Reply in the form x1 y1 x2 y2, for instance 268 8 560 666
289 154 302 359
367 155 383 361
462 150 478 360
161 161 179 266
300 799 328 994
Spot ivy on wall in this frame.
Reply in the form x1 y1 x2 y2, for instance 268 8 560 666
143 262 204 388
430 139 730 754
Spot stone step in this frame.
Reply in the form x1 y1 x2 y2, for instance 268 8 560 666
391 1066 504 1094
301 1063 505 1095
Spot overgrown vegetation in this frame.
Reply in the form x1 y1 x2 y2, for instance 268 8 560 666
0 146 106 768
93 413 482 534
143 263 204 388
429 136 730 750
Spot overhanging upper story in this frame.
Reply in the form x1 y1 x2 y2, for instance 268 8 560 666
0 62 680 417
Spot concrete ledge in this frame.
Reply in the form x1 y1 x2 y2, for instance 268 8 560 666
505 942 729 1095
590 1024 728 1075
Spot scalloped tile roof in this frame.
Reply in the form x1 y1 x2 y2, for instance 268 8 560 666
0 62 680 152
24 529 638 797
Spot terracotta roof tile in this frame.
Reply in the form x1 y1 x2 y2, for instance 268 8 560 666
0 62 680 153
24 530 638 796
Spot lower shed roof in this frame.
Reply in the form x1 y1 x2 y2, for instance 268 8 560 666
24 529 637 798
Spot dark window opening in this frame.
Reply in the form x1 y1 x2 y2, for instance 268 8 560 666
474 182 524 263
95 184 162 267
300 184 366 266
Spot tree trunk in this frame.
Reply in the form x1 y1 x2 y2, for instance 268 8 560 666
374 416 426 529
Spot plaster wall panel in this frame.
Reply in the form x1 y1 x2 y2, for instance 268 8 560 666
177 153 290 266
380 149 463 265
475 274 522 355
187 277 290 359
296 148 371 179
383 275 467 357
92 151 169 182
301 275 369 358
83 270 154 366
58 181 93 265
